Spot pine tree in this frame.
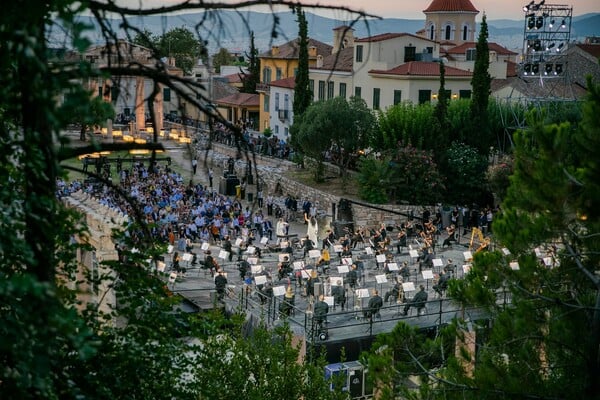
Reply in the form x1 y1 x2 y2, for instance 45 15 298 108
293 5 311 118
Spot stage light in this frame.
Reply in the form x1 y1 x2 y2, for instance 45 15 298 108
528 16 535 30
523 0 534 12
561 19 566 28
532 63 540 74
536 16 544 29
549 19 555 28
555 63 563 74
544 64 553 75
524 63 532 75
546 42 555 51
533 40 542 51
557 42 564 52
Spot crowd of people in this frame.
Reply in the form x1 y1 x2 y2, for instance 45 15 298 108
58 150 499 339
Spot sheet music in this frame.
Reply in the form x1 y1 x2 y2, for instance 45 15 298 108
375 274 387 284
254 275 267 285
387 262 398 271
337 265 349 274
422 270 434 280
402 282 416 292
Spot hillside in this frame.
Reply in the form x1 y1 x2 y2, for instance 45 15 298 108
53 10 600 54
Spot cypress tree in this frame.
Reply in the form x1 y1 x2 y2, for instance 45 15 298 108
293 5 311 117
470 13 492 152
241 31 260 94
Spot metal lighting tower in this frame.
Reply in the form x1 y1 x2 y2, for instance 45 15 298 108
520 2 573 97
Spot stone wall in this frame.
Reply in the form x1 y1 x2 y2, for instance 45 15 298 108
197 142 434 231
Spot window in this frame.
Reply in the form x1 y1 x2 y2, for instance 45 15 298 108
284 94 289 111
463 25 469 41
309 79 314 99
293 68 298 77
98 85 103 97
418 90 432 104
393 90 402 105
262 67 272 83
327 81 334 99
429 25 435 40
356 45 363 62
404 46 416 62
466 49 477 61
426 47 433 54
284 127 289 136
339 82 347 98
163 87 171 102
373 88 381 110
275 93 280 111
318 81 325 100
276 67 282 81
459 90 472 99
110 86 119 103
445 25 452 40
264 94 270 112
354 86 361 98
274 125 279 134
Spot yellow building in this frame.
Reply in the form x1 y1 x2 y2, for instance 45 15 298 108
257 38 332 132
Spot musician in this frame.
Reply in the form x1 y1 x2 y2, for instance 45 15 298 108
433 271 451 297
350 227 366 249
396 228 407 254
322 229 335 250
400 285 428 316
277 255 292 281
363 289 383 320
279 286 295 317
302 235 315 257
442 224 457 248
316 248 331 275
347 264 358 290
314 294 329 326
331 280 346 310
214 271 228 301
340 245 352 259
384 277 404 304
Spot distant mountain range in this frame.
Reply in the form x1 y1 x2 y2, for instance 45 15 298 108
66 10 600 54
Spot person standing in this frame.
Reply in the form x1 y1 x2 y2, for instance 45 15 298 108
305 215 319 247
214 271 228 301
191 157 198 175
364 289 383 319
208 168 213 188
314 294 329 326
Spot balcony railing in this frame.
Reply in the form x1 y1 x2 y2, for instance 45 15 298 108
256 82 270 93
278 109 289 121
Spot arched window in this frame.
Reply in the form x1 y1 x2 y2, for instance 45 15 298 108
462 25 469 41
445 25 451 40
429 25 435 40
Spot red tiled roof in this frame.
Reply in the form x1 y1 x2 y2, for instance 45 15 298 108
224 73 244 84
370 61 472 77
576 44 600 59
260 38 332 59
312 46 354 72
270 76 296 89
355 32 436 44
215 93 259 107
445 42 518 55
423 0 479 13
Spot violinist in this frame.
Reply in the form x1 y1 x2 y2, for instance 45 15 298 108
442 224 457 248
396 228 407 254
